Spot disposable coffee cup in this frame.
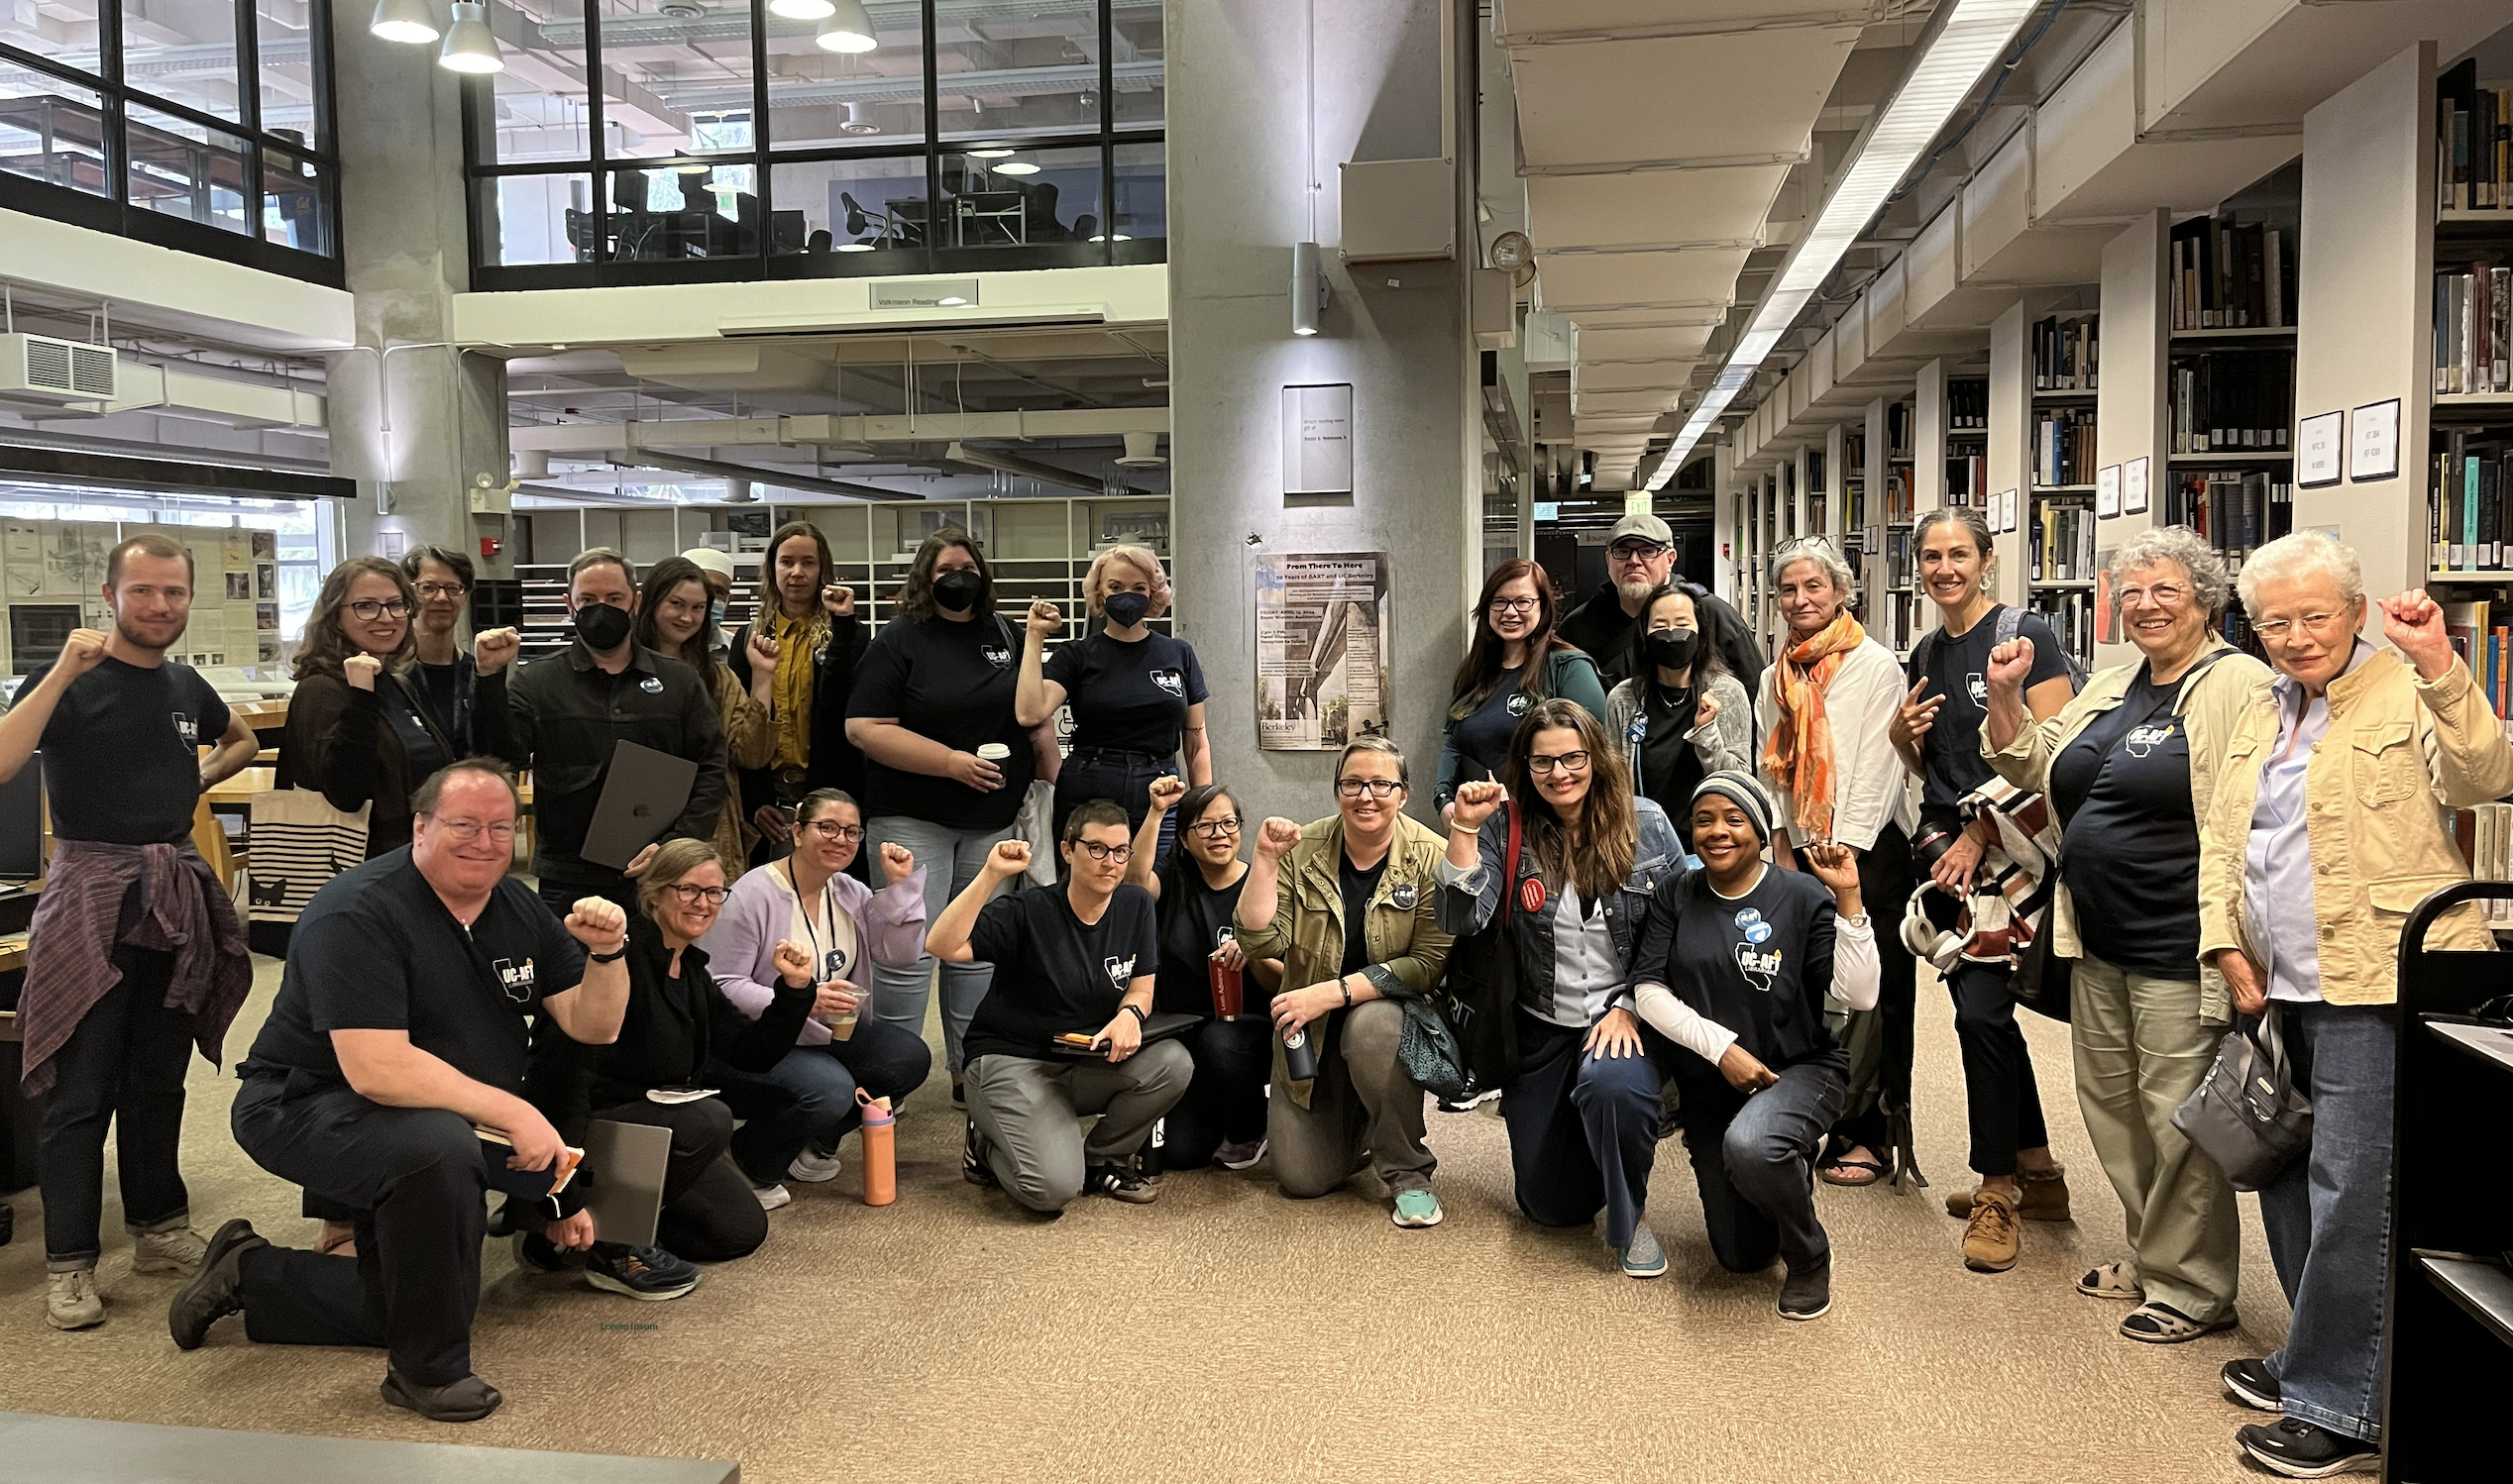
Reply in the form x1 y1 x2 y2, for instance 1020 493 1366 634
975 742 1012 762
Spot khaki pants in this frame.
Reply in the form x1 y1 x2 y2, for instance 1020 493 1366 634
1269 1000 1434 1198
2071 953 2240 1322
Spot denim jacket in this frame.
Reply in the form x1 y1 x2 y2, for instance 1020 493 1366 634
1435 796 1684 1023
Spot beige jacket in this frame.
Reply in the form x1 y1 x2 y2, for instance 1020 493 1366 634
2198 648 2513 1007
1982 639 2271 1024
707 663 775 880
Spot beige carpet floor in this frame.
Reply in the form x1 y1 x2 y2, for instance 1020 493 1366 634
0 955 2293 1483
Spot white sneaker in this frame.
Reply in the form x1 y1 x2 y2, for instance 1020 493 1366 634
131 1225 209 1276
788 1149 843 1184
752 1183 793 1212
46 1269 105 1330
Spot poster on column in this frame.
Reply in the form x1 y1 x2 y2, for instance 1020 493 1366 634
1254 553 1391 751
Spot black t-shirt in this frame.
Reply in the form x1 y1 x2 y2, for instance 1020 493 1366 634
1451 669 1534 786
409 660 466 751
1151 855 1249 1016
1338 855 1387 978
848 614 1035 830
962 882 1159 1062
1043 630 1210 758
2051 670 2204 978
1911 607 2070 831
240 847 589 1095
24 654 229 844
1637 865 1845 1088
382 677 450 789
1635 682 1705 848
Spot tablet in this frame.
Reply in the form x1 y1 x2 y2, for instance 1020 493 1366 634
580 740 701 869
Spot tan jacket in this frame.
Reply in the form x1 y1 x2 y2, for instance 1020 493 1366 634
707 662 775 880
1235 811 1454 1107
1983 640 2272 1023
2198 648 2513 1007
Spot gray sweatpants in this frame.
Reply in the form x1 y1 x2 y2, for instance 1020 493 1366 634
964 1042 1193 1213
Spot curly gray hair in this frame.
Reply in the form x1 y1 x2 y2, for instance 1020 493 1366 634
2235 530 2363 614
2107 525 2233 619
1768 537 1858 611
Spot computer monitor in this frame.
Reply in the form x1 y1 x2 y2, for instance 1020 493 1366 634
0 752 41 881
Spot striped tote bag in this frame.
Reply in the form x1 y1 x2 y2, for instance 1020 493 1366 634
245 787 371 924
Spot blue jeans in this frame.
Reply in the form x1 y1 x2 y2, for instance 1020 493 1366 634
863 814 1018 1072
1502 1011 1665 1251
1053 749 1178 869
1680 1061 1847 1274
758 1018 936 1159
2258 1002 2395 1444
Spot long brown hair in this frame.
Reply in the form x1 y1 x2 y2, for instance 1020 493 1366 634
1504 697 1635 903
295 556 416 681
893 525 995 622
1451 558 1572 719
631 556 723 689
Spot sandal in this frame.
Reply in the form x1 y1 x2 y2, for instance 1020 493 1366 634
2120 1301 2237 1344
1819 1151 1891 1188
2077 1260 2142 1301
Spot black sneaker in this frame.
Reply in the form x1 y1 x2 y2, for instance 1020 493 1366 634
963 1120 1000 1189
2236 1418 2379 1477
514 1230 570 1274
2221 1356 2282 1413
382 1365 502 1424
167 1219 267 1350
1777 1256 1832 1321
584 1242 701 1301
1085 1163 1158 1204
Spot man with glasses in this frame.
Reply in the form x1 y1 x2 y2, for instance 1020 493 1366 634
1559 512 1765 694
401 546 483 751
171 759 631 1424
927 799 1187 1213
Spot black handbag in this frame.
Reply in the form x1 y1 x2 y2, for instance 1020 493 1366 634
1415 801 1526 1100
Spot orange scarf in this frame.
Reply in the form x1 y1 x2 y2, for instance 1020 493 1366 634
1760 612 1867 841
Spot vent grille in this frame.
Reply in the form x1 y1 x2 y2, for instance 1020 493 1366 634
24 338 70 392
68 344 115 396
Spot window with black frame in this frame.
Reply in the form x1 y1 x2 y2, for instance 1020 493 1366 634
0 0 340 282
464 0 1162 289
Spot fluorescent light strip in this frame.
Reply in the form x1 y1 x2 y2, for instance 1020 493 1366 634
1645 0 2040 489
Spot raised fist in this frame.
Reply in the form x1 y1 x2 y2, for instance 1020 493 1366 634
745 629 780 676
566 897 628 954
56 628 109 679
1451 779 1507 831
1985 638 2036 693
877 840 917 884
1255 817 1302 860
1026 600 1063 639
820 583 856 619
1146 775 1187 814
343 652 383 691
986 838 1034 877
473 627 521 675
772 938 814 988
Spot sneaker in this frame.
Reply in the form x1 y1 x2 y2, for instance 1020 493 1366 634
2236 1418 2380 1477
1615 1223 1669 1280
381 1365 502 1424
584 1243 702 1302
167 1219 266 1349
2222 1357 2283 1414
752 1183 792 1212
1942 1165 2072 1221
513 1230 569 1274
1391 1189 1444 1228
45 1268 105 1330
1961 1188 2021 1273
1778 1257 1833 1321
788 1148 843 1184
130 1224 209 1277
1085 1164 1158 1205
951 1079 966 1110
963 1120 1000 1189
1212 1137 1267 1171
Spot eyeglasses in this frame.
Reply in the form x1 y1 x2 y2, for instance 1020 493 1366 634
2252 611 2349 643
414 583 469 599
1609 543 1669 562
1487 596 1540 615
1072 840 1134 863
1337 779 1404 799
430 817 516 843
1527 750 1591 775
348 598 412 620
803 821 864 843
667 884 730 905
1187 815 1243 838
2116 583 2189 609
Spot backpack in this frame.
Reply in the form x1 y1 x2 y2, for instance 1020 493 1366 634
1908 603 2089 695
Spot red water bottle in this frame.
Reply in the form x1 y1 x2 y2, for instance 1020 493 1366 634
856 1090 896 1207
1209 953 1244 1020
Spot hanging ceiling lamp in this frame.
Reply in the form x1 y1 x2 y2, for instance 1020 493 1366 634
767 0 835 18
814 0 877 53
438 1 503 72
370 0 440 44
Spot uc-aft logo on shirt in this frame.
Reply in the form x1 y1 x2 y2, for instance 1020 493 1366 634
1732 907 1781 992
1149 668 1185 698
492 957 536 1004
171 711 199 744
982 644 1013 669
2127 722 2175 758
1103 954 1137 988
1966 672 1989 708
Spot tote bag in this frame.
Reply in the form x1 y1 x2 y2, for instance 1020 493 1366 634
245 788 371 924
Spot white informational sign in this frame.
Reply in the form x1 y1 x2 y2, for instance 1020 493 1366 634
1995 489 2019 533
2124 456 2150 515
2296 410 2344 488
2349 399 2401 482
1254 553 1391 751
1280 383 1356 495
2096 464 2123 519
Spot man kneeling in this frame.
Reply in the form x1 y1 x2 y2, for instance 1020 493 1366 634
167 760 630 1423
927 802 1189 1213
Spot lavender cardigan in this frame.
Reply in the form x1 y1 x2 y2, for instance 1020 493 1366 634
700 863 929 1047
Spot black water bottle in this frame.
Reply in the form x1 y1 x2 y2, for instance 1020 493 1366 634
1282 1023 1320 1081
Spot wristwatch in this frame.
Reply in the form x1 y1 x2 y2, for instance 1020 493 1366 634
1122 1004 1147 1025
588 945 627 964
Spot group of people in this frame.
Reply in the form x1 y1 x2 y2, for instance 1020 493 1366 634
2 509 2496 1476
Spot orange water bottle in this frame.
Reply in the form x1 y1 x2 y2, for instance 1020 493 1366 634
856 1090 897 1206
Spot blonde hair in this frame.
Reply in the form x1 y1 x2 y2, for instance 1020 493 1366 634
636 838 723 919
1084 544 1172 619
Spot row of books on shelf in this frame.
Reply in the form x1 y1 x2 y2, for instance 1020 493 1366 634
1946 456 1988 507
2032 315 2099 391
2027 591 2095 671
2438 61 2513 213
1946 377 1989 431
2433 436 2513 571
1868 592 1923 655
2440 600 2513 720
2170 350 2294 454
1875 527 1913 589
2166 471 2295 563
2034 407 2098 487
2028 502 2098 583
2169 213 2293 331
2434 262 2511 394
1880 469 1914 523
2455 805 2513 888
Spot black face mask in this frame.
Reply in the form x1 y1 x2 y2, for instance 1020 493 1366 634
931 569 986 613
1645 628 1699 673
1102 590 1151 628
573 601 633 651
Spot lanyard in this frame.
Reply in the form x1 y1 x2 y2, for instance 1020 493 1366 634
783 859 839 978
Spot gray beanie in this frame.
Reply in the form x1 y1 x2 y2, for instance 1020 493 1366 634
1692 770 1779 851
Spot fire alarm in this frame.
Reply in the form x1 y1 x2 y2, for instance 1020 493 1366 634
480 536 503 558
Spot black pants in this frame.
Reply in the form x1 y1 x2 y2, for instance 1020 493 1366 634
1943 959 2051 1177
38 943 194 1266
1502 1012 1666 1251
590 1097 767 1261
1821 824 1915 1158
230 1075 487 1388
1053 750 1178 870
1154 1015 1272 1169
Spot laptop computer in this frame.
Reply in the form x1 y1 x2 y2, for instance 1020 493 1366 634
581 1118 673 1249
579 740 700 870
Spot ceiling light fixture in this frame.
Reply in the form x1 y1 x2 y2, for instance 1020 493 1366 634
767 0 835 18
370 0 439 44
1645 0 2040 489
965 148 1013 159
1291 241 1327 337
839 101 879 135
813 0 877 53
835 242 876 253
437 1 503 72
993 160 1040 176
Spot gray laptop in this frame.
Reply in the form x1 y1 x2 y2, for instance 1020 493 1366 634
580 740 700 870
581 1118 674 1249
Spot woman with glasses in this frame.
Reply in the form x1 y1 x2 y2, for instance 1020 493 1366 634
703 789 936 1205
1980 525 2270 1341
1441 698 1686 1277
1751 538 1919 1194
1124 777 1284 1171
1602 581 1754 855
400 546 481 752
634 556 780 882
1435 559 1609 813
2194 534 2513 1477
1236 736 1456 1227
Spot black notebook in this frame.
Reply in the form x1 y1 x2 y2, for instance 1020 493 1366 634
1044 1010 1203 1058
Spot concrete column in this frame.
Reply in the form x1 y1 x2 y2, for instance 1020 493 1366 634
322 36 510 575
1168 0 1475 816
1988 299 2028 609
2095 210 2170 671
